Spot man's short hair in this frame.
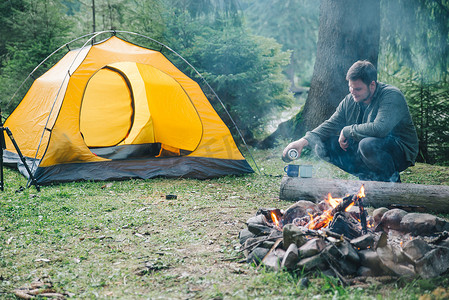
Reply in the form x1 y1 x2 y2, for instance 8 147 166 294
346 60 377 86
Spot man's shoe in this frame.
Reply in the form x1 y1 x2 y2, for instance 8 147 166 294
391 172 401 183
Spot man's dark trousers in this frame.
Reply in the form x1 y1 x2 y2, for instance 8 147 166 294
317 136 410 182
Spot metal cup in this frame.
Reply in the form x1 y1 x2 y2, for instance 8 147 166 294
284 164 299 177
300 165 313 178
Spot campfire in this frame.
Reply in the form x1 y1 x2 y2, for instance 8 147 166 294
266 186 370 238
239 186 449 284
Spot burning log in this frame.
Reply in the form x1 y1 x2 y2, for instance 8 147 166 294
280 177 449 214
308 194 354 230
359 199 368 234
305 186 367 234
328 213 364 240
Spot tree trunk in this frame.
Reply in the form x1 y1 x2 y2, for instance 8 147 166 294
280 177 449 214
294 0 381 137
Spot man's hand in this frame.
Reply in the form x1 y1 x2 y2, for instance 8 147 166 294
338 130 349 151
282 138 309 162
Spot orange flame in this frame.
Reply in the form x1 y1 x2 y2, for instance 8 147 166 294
307 212 314 224
307 193 341 229
357 185 365 198
327 193 343 208
345 202 355 212
271 211 280 227
308 210 333 230
307 185 365 230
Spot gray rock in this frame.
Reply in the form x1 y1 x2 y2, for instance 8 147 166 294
380 208 407 232
297 253 327 272
402 238 432 261
337 240 360 264
239 228 255 245
281 243 299 270
261 249 285 271
321 269 337 278
389 263 415 277
415 246 449 278
357 266 377 277
436 218 449 232
261 241 275 249
317 200 331 212
392 242 414 265
439 237 449 248
286 200 320 212
373 207 389 226
375 232 388 249
358 249 388 275
400 213 437 236
244 236 266 248
261 253 280 271
299 277 310 288
324 243 359 275
282 224 308 249
299 238 326 258
377 244 415 277
283 201 320 224
247 223 275 236
243 236 270 257
246 214 267 226
350 233 375 250
246 247 270 264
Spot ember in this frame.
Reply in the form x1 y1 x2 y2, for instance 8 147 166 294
239 186 449 283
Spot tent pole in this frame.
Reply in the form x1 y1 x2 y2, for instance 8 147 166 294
2 127 40 192
0 106 40 192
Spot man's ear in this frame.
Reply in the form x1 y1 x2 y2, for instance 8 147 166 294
370 80 376 92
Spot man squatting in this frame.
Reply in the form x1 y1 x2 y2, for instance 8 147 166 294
282 60 419 182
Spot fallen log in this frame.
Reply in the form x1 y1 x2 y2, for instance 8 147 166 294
279 176 449 214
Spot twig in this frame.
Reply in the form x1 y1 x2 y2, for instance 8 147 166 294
427 231 449 245
322 229 351 242
346 275 398 285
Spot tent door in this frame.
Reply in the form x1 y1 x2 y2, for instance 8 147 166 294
80 66 134 148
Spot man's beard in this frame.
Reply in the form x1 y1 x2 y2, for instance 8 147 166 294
360 89 372 103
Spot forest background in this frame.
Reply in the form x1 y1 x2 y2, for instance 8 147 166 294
0 0 448 165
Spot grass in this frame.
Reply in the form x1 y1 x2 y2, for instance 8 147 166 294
1 146 449 299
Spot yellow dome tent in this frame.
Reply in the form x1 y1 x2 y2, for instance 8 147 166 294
3 32 253 184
